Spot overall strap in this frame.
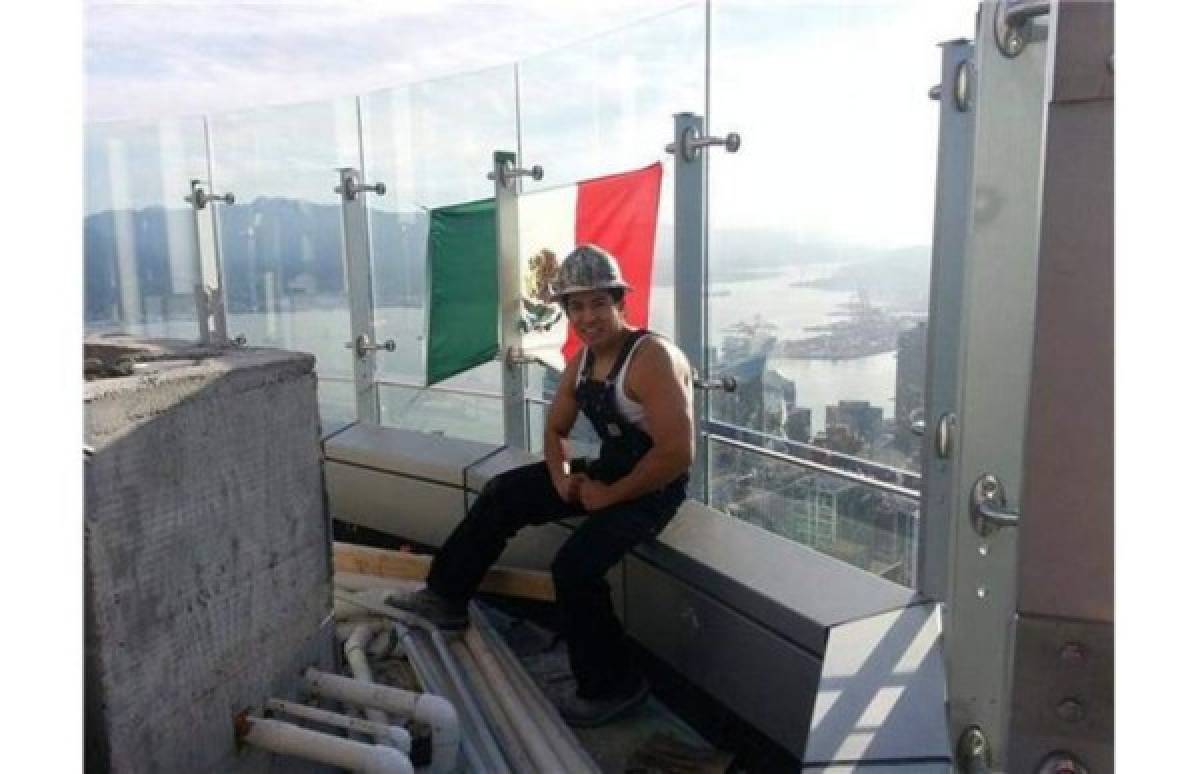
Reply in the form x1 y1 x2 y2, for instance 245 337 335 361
603 329 649 385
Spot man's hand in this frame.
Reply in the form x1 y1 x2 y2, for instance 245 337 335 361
580 479 619 512
554 473 587 504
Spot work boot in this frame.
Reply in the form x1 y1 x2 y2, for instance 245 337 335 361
384 588 467 630
555 675 650 728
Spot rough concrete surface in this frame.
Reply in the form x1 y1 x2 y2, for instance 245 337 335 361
84 341 337 772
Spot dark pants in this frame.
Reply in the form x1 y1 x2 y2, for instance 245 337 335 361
426 461 684 697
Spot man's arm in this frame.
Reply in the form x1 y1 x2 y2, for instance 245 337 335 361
544 353 585 503
580 338 694 511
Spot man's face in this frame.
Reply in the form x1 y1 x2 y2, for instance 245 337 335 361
564 289 624 348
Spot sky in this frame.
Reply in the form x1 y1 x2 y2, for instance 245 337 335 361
84 0 697 123
83 0 977 248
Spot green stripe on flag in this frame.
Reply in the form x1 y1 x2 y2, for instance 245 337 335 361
426 198 498 385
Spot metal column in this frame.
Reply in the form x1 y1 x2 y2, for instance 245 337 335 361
184 176 233 346
944 2 1052 768
671 112 709 500
917 39 976 603
335 166 390 425
492 150 528 450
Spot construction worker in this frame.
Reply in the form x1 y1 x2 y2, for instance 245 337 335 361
388 244 694 727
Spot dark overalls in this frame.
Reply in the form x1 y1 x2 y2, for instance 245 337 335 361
426 329 688 697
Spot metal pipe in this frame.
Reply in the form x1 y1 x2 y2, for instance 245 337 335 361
266 698 411 753
705 418 921 489
451 638 538 773
242 716 413 774
393 621 507 774
468 604 601 773
707 432 920 500
392 623 486 774
462 625 559 772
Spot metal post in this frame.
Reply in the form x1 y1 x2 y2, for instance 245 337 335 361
336 166 388 425
493 151 528 450
917 39 976 603
184 177 233 346
671 112 709 501
203 117 230 344
943 2 1051 766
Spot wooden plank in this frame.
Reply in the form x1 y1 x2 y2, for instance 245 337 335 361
333 542 556 602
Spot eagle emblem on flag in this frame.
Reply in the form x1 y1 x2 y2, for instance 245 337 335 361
519 248 563 334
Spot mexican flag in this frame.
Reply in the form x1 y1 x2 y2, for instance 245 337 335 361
425 162 662 384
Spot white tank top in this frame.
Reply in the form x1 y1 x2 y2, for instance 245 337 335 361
575 334 651 430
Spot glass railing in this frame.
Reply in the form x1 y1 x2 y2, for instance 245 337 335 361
711 436 919 586
84 117 210 338
378 380 503 445
361 64 519 393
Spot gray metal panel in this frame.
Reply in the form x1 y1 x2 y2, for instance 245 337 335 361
918 40 976 603
323 423 499 487
1007 614 1112 773
324 460 465 544
463 445 539 492
625 555 823 760
943 3 1050 762
804 604 950 765
1017 0 1113 624
640 500 918 656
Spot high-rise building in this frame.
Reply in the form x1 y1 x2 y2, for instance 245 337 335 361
895 321 928 440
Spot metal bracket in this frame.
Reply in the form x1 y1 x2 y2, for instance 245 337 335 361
970 473 1021 536
334 168 386 202
185 179 235 210
928 60 973 112
487 160 543 189
935 412 958 458
995 0 1051 59
345 333 395 360
666 127 741 163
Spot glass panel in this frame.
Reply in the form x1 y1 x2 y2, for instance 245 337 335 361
709 3 970 475
317 377 357 435
207 97 362 420
379 383 502 445
710 439 918 587
360 65 517 414
518 6 705 341
84 117 209 338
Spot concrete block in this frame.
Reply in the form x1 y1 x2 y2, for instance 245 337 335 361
85 341 336 773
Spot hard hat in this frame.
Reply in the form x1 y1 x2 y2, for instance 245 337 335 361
550 244 631 301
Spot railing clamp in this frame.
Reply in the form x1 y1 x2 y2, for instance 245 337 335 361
335 168 386 201
995 0 1051 59
185 179 234 210
666 127 741 162
487 161 543 188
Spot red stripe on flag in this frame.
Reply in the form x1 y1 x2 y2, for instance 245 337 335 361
567 162 663 363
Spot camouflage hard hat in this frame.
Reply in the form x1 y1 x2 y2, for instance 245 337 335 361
550 244 631 301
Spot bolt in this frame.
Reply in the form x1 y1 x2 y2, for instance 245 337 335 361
1059 642 1087 664
976 587 988 599
1055 698 1086 723
978 543 989 557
